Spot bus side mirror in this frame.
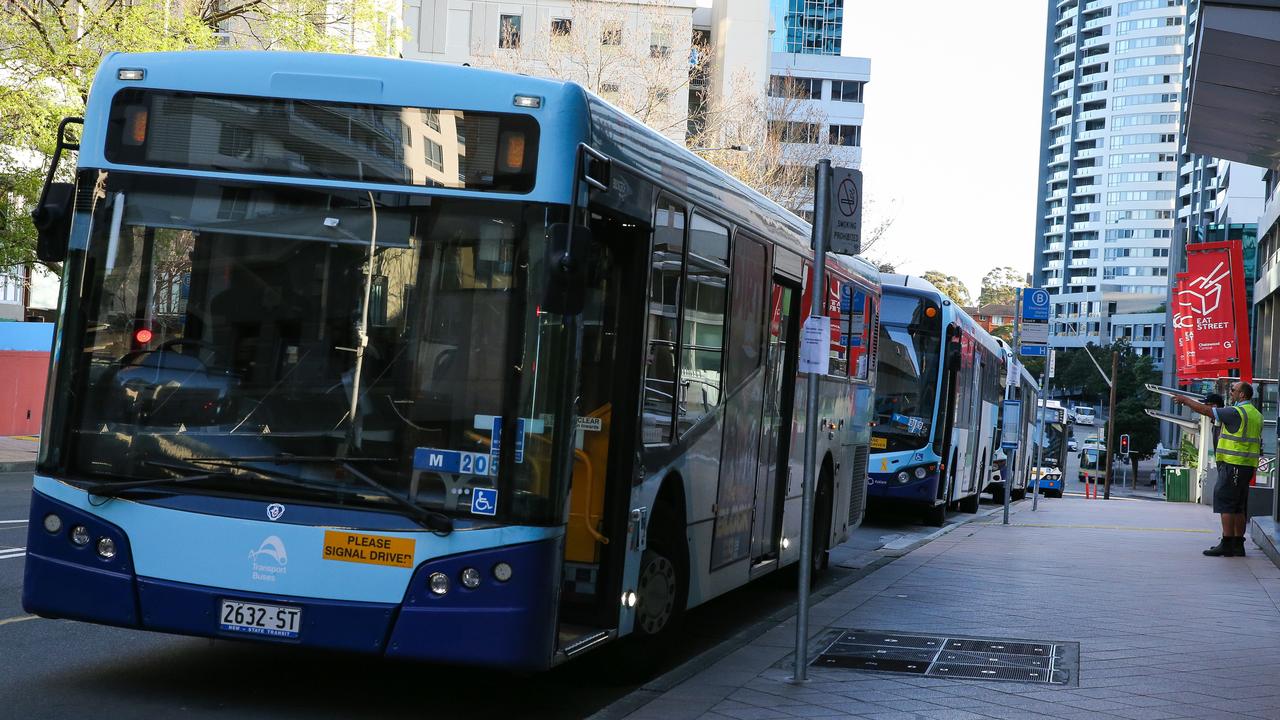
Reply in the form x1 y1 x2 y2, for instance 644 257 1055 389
32 182 74 263
544 222 592 316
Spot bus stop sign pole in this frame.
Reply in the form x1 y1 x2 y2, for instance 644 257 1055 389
794 159 831 683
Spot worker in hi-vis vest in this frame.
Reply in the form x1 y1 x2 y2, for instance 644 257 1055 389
1174 381 1263 557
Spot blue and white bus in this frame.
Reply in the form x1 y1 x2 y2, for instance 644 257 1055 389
868 275 1004 526
987 358 1040 503
22 51 882 670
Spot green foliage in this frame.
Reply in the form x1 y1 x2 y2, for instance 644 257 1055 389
1180 436 1198 468
1053 340 1162 465
921 270 971 306
0 0 403 267
978 266 1026 306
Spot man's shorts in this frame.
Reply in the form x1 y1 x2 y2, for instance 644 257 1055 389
1214 462 1255 514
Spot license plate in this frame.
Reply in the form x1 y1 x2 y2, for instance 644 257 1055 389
219 600 301 639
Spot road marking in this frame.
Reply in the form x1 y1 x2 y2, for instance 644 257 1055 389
0 615 38 627
0 520 29 525
0 548 26 559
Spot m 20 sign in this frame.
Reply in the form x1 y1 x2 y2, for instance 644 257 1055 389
1173 241 1252 383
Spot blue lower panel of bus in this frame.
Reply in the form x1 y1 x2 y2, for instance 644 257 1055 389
867 471 939 503
23 490 561 670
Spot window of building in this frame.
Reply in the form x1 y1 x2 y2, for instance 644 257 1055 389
1113 55 1181 72
832 79 864 103
499 14 521 49
423 109 440 132
424 139 444 171
650 28 671 58
601 82 620 99
218 124 253 158
216 187 250 221
601 22 622 45
550 18 571 37
829 124 861 147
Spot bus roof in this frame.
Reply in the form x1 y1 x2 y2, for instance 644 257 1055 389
80 51 879 286
879 273 1005 358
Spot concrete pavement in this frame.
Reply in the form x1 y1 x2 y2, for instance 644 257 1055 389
0 435 38 472
601 494 1280 720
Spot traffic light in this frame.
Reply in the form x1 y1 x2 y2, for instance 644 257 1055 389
1120 434 1130 455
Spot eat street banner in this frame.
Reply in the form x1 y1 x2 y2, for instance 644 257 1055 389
1176 241 1252 382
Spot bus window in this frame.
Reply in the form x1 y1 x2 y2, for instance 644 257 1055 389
843 285 873 381
827 278 847 378
724 235 767 391
643 196 685 445
679 212 729 434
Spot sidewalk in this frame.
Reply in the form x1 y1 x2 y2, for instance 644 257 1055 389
602 496 1280 720
0 435 39 472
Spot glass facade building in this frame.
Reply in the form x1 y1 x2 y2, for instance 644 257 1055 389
770 0 843 55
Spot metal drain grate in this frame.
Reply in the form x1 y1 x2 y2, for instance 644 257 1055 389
812 629 1076 685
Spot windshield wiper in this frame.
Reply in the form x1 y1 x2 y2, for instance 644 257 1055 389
81 459 322 498
189 454 454 533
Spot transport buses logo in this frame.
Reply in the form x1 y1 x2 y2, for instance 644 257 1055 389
249 535 288 582
266 503 286 521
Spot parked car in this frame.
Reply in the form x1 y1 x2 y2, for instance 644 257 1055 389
1067 438 1079 452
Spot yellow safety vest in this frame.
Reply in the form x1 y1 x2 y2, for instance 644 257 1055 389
1216 402 1263 468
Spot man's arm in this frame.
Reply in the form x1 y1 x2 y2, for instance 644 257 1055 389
1173 395 1214 418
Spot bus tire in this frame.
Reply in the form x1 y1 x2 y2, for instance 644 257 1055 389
924 503 946 527
1011 488 1026 501
810 466 834 578
991 484 1005 504
960 491 979 514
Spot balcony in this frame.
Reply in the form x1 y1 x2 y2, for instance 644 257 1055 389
1046 260 1065 269
1083 16 1110 31
1045 242 1065 252
1069 258 1094 268
1056 60 1077 76
1055 42 1078 60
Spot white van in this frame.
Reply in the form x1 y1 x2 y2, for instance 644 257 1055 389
1073 406 1096 426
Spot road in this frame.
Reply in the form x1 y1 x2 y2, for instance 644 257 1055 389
0 471 978 719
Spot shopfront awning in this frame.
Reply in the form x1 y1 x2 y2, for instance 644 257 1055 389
1187 1 1280 168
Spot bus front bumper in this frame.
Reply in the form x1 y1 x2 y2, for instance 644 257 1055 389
22 490 561 670
867 471 939 503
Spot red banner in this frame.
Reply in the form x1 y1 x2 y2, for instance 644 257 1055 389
1176 241 1252 382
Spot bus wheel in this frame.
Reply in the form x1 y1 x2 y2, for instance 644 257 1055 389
635 549 679 637
991 484 1006 504
924 503 946 527
810 469 833 578
960 490 980 514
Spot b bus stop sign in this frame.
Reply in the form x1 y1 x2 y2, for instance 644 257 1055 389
826 167 862 255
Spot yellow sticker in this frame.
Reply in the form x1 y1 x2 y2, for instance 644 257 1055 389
322 531 416 569
870 436 887 450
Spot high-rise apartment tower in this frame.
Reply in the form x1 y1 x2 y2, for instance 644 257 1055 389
1032 0 1189 366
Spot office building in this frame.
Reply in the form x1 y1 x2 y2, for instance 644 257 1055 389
769 0 843 55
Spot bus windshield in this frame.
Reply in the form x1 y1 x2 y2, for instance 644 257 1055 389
872 294 942 453
56 172 568 524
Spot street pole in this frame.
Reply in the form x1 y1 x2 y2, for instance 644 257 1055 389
1104 351 1118 500
1004 289 1021 525
1033 374 1046 511
794 159 830 684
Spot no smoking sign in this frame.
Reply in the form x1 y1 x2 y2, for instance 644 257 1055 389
827 167 863 255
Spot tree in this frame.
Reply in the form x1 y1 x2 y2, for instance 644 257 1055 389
1052 341 1162 478
978 266 1026 306
472 4 900 235
921 271 971 306
0 0 401 268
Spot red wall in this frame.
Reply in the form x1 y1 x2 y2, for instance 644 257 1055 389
0 351 50 436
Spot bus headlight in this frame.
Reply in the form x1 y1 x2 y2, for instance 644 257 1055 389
492 562 513 582
71 525 91 546
96 537 117 559
460 567 481 589
896 471 911 484
913 467 928 480
428 572 450 595
43 513 62 533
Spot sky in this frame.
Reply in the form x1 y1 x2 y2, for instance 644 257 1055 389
843 1 1048 300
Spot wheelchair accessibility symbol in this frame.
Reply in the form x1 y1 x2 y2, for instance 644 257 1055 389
471 487 498 517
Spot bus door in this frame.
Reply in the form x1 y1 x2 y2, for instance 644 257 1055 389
750 276 801 562
935 328 962 503
557 198 651 632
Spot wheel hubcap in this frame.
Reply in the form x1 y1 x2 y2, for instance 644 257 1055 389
636 554 676 635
